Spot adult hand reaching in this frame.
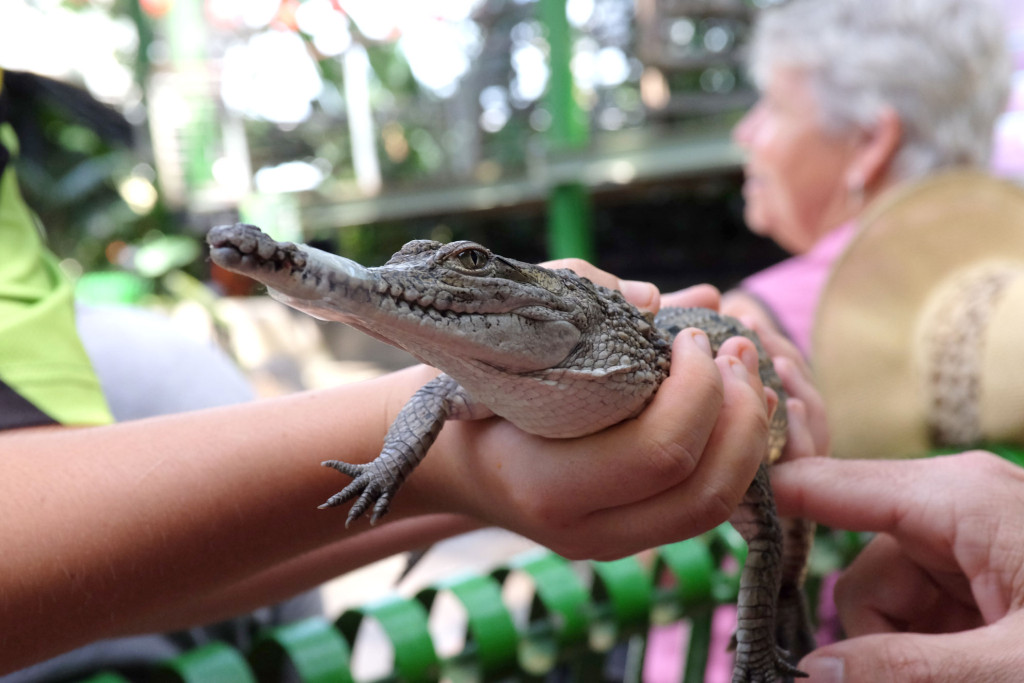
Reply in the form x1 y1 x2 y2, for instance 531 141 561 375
771 451 1024 682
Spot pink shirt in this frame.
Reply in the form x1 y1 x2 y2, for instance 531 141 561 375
740 222 857 357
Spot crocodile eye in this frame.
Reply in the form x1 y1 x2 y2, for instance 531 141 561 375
456 247 489 270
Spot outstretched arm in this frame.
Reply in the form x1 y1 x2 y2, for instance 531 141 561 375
0 264 786 673
0 324 771 670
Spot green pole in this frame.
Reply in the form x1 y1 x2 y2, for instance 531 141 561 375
165 0 218 191
539 0 594 261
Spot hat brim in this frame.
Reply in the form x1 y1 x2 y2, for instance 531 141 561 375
812 170 1024 459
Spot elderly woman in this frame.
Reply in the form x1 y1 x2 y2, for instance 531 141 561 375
723 0 1012 357
659 2 1016 680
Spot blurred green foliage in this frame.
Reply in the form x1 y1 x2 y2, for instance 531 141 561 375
5 0 763 291
7 71 176 277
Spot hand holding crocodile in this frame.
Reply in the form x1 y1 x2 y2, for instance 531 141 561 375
208 223 817 681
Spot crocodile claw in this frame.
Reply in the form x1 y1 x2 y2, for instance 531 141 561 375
731 645 807 682
319 460 397 526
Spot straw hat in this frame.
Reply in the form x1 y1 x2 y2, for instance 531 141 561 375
813 170 1024 460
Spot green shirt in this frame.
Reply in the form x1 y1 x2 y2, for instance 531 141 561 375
0 80 112 428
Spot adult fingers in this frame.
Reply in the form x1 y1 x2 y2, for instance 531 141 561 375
780 398 816 461
745 315 812 376
541 257 660 312
770 452 1021 533
720 289 779 336
718 335 775 417
835 533 981 637
748 318 830 458
720 331 823 465
659 283 721 310
774 453 1024 631
799 615 1024 683
769 456 932 530
774 357 829 458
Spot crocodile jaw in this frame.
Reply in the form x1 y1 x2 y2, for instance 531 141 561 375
207 224 582 373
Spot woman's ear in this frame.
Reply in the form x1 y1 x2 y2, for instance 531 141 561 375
847 106 902 192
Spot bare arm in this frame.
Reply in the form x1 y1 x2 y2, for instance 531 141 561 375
143 513 481 634
0 371 430 668
0 260 797 673
0 329 774 672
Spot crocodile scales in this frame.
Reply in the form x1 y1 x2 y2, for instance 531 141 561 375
207 223 814 682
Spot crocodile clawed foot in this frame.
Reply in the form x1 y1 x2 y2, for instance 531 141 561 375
732 646 807 683
775 589 817 667
319 459 397 526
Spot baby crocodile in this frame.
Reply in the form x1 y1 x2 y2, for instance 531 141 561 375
207 223 813 682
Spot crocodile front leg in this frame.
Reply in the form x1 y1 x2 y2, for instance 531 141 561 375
729 464 808 682
321 373 471 525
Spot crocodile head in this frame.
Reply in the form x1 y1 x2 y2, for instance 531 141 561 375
207 224 667 378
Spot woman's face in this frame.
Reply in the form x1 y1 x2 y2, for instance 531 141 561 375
733 66 864 254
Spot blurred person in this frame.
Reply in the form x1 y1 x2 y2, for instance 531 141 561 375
714 3 1024 677
719 0 1024 465
724 0 1012 357
0 68 824 678
660 2 1015 678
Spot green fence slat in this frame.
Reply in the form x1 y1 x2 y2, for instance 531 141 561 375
682 609 713 683
417 573 519 676
712 523 748 564
589 555 654 650
493 551 592 675
63 528 862 683
992 445 1024 467
505 551 591 645
152 641 257 683
656 539 715 609
249 616 353 683
709 524 746 603
337 595 439 682
75 674 131 683
591 555 654 625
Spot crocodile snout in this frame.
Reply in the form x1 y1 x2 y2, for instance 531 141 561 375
207 224 306 270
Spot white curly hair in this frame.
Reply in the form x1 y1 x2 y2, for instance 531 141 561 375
749 0 1012 180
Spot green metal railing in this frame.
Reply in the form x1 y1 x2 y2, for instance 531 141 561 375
78 524 815 683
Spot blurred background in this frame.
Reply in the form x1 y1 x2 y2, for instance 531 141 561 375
3 0 1023 391
4 2 1024 666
